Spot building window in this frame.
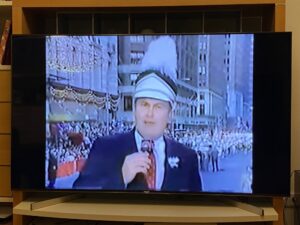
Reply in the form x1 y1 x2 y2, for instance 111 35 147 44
199 92 204 100
200 104 205 115
130 73 139 85
130 36 145 43
130 51 144 64
124 96 133 111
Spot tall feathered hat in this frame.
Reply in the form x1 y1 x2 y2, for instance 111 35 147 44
134 36 178 106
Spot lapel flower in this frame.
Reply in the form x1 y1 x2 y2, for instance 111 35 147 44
168 156 180 168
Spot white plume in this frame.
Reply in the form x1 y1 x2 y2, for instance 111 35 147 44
141 36 177 81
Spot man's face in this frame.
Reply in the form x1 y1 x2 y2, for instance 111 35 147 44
135 98 171 140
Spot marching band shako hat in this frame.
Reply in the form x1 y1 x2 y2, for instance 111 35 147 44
134 70 177 105
133 36 178 107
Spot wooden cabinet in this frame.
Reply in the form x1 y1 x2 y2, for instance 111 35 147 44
0 0 12 207
0 65 12 202
0 66 12 225
11 0 286 225
12 0 285 34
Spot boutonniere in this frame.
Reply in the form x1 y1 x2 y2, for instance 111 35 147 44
168 156 180 168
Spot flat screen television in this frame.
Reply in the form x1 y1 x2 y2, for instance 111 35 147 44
11 33 291 197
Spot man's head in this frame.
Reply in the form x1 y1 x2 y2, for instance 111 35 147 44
133 70 177 139
135 97 171 140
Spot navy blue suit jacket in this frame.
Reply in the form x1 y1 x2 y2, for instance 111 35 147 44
73 130 202 192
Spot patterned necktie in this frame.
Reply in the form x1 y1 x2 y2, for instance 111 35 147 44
141 139 156 190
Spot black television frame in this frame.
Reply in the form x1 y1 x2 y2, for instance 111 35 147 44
11 32 291 197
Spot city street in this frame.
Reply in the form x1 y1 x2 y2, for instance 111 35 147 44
201 151 252 193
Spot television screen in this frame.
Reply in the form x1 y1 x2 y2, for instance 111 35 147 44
11 33 291 196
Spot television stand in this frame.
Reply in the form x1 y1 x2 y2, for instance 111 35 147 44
13 193 277 224
219 198 264 216
28 194 265 216
29 194 82 210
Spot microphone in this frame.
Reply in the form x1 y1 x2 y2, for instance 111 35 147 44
134 140 152 185
140 140 156 190
141 139 153 153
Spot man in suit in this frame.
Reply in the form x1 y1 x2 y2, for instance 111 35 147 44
73 36 202 192
73 70 202 192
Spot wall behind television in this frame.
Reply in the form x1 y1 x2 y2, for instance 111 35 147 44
286 0 300 194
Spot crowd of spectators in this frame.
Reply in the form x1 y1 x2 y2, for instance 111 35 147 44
46 120 133 165
174 128 252 172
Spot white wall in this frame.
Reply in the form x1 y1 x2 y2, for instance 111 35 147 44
286 0 300 193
